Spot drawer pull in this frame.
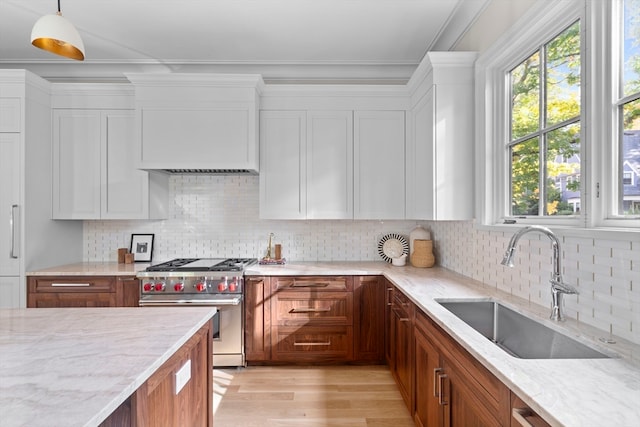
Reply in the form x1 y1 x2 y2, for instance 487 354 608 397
290 307 331 313
512 408 535 427
51 283 92 287
294 341 331 346
291 282 330 288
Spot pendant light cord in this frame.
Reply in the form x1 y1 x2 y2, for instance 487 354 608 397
57 0 61 13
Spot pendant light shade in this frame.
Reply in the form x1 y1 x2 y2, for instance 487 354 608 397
31 1 85 61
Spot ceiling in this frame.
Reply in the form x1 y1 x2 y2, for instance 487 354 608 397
0 0 489 83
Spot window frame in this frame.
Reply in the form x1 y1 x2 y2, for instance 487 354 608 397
475 0 640 233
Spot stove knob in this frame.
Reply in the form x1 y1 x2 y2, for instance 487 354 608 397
228 281 238 292
217 281 227 292
174 282 184 292
143 282 153 292
195 282 207 292
154 282 166 292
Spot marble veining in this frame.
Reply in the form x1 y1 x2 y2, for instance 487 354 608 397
248 262 640 427
0 307 216 427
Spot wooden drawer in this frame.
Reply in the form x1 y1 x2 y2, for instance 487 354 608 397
273 291 353 326
271 276 352 292
271 325 353 362
29 276 116 293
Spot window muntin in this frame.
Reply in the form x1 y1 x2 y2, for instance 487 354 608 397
508 21 581 217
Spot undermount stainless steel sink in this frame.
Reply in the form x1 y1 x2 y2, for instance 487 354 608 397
438 300 612 359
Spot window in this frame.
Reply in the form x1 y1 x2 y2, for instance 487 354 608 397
617 0 640 216
508 21 581 217
477 0 640 230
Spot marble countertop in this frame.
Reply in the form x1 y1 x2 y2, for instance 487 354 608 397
27 262 150 276
247 261 640 427
27 261 640 426
0 307 216 427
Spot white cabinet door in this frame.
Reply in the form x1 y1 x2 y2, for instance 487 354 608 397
407 84 474 220
407 87 436 219
0 134 20 276
0 276 21 308
354 111 405 219
307 111 353 219
102 111 150 219
260 111 307 219
52 109 101 219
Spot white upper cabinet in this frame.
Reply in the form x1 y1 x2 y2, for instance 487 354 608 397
51 84 168 220
307 111 353 219
126 73 263 173
52 109 102 219
405 52 477 220
354 110 406 219
260 111 307 219
259 110 354 220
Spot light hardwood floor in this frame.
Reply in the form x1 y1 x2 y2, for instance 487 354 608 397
213 365 415 427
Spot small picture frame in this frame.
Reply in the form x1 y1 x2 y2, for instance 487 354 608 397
130 234 154 262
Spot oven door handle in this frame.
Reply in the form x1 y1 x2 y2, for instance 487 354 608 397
139 297 242 307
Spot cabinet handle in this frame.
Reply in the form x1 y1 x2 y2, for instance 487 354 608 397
290 307 331 313
512 408 535 427
291 282 330 288
294 341 331 346
437 372 448 406
433 368 443 397
386 287 393 306
10 204 19 259
51 283 92 287
391 307 410 322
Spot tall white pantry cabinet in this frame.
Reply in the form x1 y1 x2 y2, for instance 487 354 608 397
0 70 82 308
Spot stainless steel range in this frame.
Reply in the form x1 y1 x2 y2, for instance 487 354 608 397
137 257 257 367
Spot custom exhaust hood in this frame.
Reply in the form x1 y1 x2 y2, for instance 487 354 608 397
126 73 263 175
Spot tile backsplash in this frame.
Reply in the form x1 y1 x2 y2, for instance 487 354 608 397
84 175 639 345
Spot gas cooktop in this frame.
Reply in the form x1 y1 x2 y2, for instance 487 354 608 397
143 258 258 273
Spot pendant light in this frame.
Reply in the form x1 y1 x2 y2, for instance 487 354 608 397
31 0 85 61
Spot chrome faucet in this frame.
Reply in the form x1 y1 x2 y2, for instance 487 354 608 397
501 225 578 321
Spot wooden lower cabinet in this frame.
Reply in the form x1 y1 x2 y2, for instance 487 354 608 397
100 322 213 427
245 276 271 362
414 308 511 427
389 285 414 410
246 275 386 364
353 275 385 363
27 275 139 307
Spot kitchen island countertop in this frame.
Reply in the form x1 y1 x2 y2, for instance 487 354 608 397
247 261 640 427
0 307 216 427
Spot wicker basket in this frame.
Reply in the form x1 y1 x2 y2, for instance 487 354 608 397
410 239 435 268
